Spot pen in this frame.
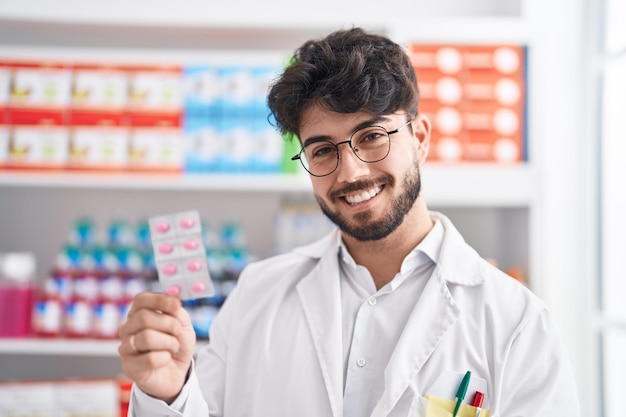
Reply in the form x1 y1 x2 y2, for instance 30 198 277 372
452 370 471 417
472 391 484 417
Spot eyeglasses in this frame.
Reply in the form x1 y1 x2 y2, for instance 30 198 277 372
291 119 412 177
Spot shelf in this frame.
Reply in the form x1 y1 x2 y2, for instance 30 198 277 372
0 163 536 206
389 16 528 44
0 338 120 356
0 338 209 356
0 9 526 52
421 163 536 207
0 0 522 30
0 171 312 193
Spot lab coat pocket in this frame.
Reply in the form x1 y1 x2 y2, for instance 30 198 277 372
424 395 490 417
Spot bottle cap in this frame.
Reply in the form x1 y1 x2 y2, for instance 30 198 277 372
1 252 36 282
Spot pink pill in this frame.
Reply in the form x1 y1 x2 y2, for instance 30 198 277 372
191 282 206 293
162 264 177 275
156 222 170 233
158 243 173 254
179 218 196 229
187 260 202 272
166 285 181 296
183 239 199 250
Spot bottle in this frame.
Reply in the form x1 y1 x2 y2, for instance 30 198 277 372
0 252 38 338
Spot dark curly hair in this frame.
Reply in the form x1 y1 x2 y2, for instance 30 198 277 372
267 27 419 139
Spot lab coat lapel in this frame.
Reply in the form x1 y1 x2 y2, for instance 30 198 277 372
296 245 344 417
371 266 460 417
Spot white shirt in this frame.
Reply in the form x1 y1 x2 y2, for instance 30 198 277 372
339 220 444 417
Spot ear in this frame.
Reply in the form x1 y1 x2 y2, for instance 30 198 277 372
413 113 431 164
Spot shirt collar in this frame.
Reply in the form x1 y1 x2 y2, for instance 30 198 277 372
293 211 485 287
337 218 444 272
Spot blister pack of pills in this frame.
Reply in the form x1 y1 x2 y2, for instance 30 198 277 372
148 210 214 300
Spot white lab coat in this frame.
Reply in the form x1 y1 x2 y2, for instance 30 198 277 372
132 211 580 417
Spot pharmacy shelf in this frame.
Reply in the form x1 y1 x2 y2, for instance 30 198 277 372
0 8 527 55
0 338 209 356
0 338 120 356
0 1 523 36
0 163 535 206
0 171 312 193
421 163 536 207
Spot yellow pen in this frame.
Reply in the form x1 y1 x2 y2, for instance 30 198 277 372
452 370 471 417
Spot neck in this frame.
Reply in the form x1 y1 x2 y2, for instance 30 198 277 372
341 201 433 290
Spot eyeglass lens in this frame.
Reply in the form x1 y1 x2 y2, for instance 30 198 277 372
300 126 391 176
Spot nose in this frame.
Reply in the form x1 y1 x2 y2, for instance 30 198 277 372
335 142 370 183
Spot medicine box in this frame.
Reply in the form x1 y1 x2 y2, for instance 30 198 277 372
69 62 128 126
7 60 71 126
6 124 69 169
410 44 526 163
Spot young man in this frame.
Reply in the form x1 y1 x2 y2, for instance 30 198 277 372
118 28 580 416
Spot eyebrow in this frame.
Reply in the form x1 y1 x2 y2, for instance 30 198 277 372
302 115 393 148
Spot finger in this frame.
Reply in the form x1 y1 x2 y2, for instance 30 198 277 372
118 327 182 357
138 328 182 353
126 292 182 318
120 349 178 376
120 303 185 339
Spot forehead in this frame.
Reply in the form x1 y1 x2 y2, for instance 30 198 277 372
300 106 392 139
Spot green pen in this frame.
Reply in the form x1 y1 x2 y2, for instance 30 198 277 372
452 370 472 417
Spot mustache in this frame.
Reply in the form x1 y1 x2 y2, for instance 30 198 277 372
329 174 394 202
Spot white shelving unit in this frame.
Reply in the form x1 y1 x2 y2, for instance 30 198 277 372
0 164 535 205
0 172 313 192
0 0 596 414
0 339 120 357
0 338 209 356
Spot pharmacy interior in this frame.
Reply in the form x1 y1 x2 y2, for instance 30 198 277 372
0 0 623 415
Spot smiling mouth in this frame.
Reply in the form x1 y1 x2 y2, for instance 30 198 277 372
344 186 382 205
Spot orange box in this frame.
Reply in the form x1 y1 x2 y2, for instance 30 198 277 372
67 125 129 171
0 378 120 417
6 59 72 126
126 64 183 128
69 62 128 126
127 125 183 173
0 59 9 117
6 123 69 170
0 125 8 168
409 43 526 163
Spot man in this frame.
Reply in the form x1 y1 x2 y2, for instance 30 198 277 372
118 28 580 416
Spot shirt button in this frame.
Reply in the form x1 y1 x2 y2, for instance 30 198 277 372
368 297 377 306
357 358 367 367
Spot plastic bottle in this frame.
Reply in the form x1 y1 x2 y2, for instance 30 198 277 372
0 252 38 338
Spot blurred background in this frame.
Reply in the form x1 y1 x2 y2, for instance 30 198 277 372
0 0 623 415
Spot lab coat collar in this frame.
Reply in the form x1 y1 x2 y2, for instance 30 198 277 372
371 263 460 417
430 211 486 286
296 235 345 417
293 211 485 287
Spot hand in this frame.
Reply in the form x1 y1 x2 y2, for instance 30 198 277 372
118 292 196 403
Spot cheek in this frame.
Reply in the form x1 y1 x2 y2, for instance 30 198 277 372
310 177 333 198
387 144 419 168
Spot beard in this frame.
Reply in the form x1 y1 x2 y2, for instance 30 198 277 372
316 162 422 242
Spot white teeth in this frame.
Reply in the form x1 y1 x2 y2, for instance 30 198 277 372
345 186 381 204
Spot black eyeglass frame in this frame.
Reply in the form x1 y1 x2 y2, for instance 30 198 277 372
291 119 413 177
